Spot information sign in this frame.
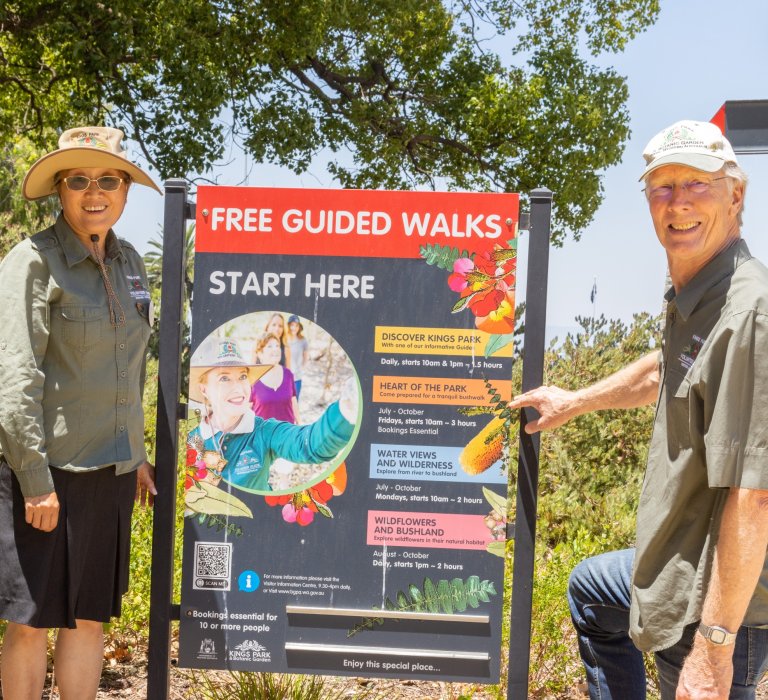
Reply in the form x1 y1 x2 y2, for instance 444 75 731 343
178 186 519 682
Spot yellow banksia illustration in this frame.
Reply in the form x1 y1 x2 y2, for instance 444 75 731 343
459 416 506 474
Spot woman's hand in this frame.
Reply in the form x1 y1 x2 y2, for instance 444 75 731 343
24 491 60 532
136 461 158 508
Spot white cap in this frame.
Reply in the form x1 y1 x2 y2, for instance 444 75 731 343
640 120 738 181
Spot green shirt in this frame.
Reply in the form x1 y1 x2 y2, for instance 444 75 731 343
0 214 152 497
630 239 768 652
189 402 354 492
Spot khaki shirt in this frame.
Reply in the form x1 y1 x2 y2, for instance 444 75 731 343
630 239 768 652
0 214 152 497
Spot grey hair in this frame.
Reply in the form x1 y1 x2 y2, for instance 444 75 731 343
722 162 748 226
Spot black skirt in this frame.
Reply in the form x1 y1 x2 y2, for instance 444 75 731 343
0 460 136 628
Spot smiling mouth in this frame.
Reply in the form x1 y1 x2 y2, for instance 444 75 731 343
669 221 700 231
83 205 108 213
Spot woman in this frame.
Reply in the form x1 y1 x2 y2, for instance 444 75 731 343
188 337 356 493
0 126 160 699
286 314 309 398
264 311 292 368
250 332 299 423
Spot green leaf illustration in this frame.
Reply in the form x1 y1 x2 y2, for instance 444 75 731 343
348 575 498 636
451 293 474 313
484 333 515 357
185 481 253 518
419 243 471 271
486 541 506 558
308 491 334 519
482 487 507 515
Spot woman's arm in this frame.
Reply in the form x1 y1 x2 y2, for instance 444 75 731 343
0 240 58 529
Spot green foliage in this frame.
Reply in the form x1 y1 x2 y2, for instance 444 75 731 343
535 313 661 549
187 670 362 700
1 0 659 243
144 224 195 394
0 136 60 258
527 529 612 694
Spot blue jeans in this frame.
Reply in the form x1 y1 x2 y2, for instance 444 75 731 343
567 548 768 699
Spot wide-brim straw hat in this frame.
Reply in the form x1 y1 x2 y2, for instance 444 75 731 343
23 126 162 200
189 337 269 404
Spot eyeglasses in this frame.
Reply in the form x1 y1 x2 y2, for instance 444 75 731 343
644 176 728 201
58 175 126 192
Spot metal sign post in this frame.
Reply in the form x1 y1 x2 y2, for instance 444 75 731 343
507 188 553 699
147 179 193 700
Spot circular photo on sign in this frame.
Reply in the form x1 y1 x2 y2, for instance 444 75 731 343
186 310 361 497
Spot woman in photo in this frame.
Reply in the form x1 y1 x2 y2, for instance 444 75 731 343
188 337 356 493
0 126 160 699
250 332 299 423
286 314 309 398
263 312 291 368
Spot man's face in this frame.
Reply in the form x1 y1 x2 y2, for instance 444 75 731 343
645 164 744 284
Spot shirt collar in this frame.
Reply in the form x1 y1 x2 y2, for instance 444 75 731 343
53 213 126 268
665 239 752 322
198 411 256 440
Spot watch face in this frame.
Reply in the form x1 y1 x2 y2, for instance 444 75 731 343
710 628 727 644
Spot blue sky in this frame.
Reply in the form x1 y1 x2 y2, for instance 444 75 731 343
116 0 768 339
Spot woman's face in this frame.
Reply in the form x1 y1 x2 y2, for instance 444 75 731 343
57 167 129 241
288 321 300 335
257 338 281 366
266 314 284 337
199 367 251 419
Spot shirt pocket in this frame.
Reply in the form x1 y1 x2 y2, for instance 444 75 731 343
666 369 693 452
134 301 152 345
57 304 107 350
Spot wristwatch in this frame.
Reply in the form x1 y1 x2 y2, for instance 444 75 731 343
698 623 737 645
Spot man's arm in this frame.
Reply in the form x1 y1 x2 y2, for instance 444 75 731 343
677 487 768 699
507 350 660 434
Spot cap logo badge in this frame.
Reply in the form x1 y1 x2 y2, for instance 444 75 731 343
217 341 237 359
71 132 110 150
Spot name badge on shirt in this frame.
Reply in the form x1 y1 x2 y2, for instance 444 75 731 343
679 334 706 372
126 274 151 301
233 450 261 475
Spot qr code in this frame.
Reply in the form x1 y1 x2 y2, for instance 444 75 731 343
193 542 232 591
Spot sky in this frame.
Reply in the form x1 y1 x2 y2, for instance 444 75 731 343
114 0 768 340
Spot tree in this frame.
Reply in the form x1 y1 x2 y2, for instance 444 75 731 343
1 0 659 243
0 135 59 256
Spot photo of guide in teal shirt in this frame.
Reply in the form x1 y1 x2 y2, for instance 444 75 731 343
187 331 359 495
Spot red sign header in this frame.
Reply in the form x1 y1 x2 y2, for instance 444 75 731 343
195 186 519 258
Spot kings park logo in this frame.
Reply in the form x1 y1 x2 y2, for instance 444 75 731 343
228 639 272 663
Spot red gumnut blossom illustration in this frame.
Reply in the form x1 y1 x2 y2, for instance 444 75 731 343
265 463 348 526
447 245 517 334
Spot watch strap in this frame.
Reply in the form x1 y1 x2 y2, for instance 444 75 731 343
698 623 737 645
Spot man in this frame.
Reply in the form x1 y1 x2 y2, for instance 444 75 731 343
509 120 768 699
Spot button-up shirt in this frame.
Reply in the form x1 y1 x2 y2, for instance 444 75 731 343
0 214 151 497
630 239 768 651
